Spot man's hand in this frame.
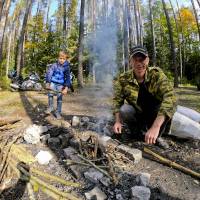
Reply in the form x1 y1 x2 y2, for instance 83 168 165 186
145 126 160 144
46 83 50 90
145 115 165 144
113 122 122 134
62 87 68 95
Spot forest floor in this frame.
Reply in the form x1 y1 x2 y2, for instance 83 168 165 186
0 85 200 200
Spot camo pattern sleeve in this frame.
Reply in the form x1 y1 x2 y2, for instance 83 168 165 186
150 67 176 119
113 74 125 114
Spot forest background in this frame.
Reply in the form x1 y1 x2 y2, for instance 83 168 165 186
0 0 200 90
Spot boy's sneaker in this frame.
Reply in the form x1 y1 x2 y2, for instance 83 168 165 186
55 112 62 120
45 107 54 115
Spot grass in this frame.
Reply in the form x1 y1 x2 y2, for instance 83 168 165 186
175 87 200 112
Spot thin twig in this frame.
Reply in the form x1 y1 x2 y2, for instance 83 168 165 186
105 152 118 185
93 136 98 159
77 154 112 179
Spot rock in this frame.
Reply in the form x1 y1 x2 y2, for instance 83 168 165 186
136 173 151 187
85 186 107 200
115 189 121 194
131 186 151 200
98 135 119 151
194 180 199 185
116 194 124 200
69 138 80 149
103 126 112 136
63 147 77 158
84 168 104 184
24 124 48 144
58 134 71 148
87 122 99 131
48 137 60 147
117 144 142 163
72 116 80 126
100 176 111 187
63 147 85 178
40 134 51 144
81 116 90 123
35 150 53 165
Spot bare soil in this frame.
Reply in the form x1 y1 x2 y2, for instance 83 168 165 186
0 86 200 200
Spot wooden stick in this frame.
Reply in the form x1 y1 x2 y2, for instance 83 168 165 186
105 153 118 185
30 167 81 188
27 183 36 200
64 159 109 169
93 136 98 159
9 157 81 188
144 147 200 179
9 160 80 200
77 154 112 179
0 134 22 183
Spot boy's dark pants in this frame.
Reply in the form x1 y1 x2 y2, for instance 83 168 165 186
119 104 170 140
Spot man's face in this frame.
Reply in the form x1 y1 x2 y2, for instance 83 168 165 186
130 53 149 79
58 55 66 65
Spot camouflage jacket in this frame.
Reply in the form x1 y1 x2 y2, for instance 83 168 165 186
113 67 176 119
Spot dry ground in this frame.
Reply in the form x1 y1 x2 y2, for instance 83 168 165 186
0 86 199 200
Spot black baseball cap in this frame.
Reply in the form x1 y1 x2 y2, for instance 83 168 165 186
130 45 148 58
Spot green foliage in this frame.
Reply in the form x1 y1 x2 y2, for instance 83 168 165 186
0 76 11 90
23 10 80 78
185 51 200 89
143 1 200 87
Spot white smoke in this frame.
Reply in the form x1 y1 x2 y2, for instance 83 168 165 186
85 2 118 120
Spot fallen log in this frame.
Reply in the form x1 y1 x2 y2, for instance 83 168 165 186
144 147 200 179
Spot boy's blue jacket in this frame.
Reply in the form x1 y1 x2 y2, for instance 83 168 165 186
46 61 71 87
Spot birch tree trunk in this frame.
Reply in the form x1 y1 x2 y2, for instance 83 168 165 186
46 0 51 26
196 0 200 8
0 0 11 61
133 0 140 45
176 0 185 78
16 0 34 77
63 0 67 37
161 0 178 87
77 0 85 87
149 0 156 66
169 0 183 82
0 0 5 21
191 0 200 41
137 0 143 45
128 0 133 49
123 0 129 71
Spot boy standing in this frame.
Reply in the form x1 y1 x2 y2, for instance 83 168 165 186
45 51 71 119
